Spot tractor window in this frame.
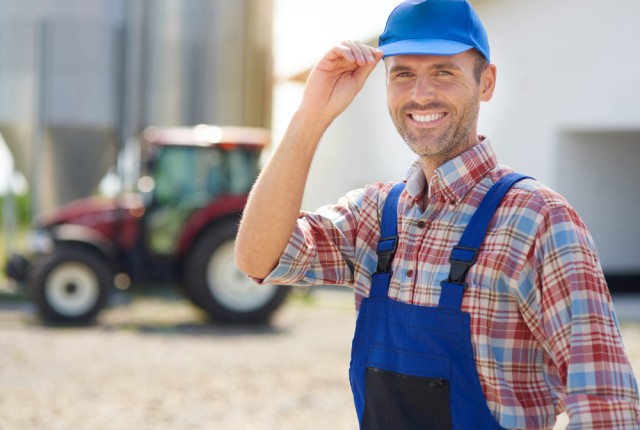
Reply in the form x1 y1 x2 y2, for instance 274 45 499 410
145 145 260 255
151 145 259 206
227 149 259 194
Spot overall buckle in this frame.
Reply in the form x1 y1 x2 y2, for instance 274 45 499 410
376 236 398 273
446 245 478 284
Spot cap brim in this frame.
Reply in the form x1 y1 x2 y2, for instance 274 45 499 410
379 38 474 58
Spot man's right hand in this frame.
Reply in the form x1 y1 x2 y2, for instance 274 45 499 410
299 41 383 126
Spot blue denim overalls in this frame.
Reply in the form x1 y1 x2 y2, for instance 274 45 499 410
349 173 530 429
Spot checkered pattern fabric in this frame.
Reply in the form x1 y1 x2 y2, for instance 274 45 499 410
260 138 640 429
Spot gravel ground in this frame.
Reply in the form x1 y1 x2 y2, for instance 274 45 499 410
1 287 640 430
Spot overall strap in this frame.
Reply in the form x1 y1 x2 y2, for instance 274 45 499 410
439 173 533 310
369 182 406 298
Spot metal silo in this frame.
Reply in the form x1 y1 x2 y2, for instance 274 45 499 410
0 0 273 214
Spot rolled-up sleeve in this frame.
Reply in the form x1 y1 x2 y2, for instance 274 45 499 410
260 188 366 287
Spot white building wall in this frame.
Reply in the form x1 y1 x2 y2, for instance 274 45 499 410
274 0 640 276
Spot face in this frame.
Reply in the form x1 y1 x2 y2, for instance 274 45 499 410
385 50 495 164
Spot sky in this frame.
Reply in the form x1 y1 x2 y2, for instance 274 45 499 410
0 0 401 195
273 0 399 79
271 0 400 154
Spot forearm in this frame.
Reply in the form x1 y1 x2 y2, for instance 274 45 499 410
236 41 382 280
235 110 331 279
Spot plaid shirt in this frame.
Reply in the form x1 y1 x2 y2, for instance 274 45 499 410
262 138 640 429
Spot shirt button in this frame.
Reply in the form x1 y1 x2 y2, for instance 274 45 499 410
407 270 414 278
417 221 426 229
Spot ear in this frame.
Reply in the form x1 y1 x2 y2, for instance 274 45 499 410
479 64 497 102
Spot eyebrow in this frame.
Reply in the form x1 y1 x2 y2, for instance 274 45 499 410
431 62 463 71
387 60 463 75
387 64 413 75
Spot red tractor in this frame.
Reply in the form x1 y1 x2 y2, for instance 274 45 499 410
6 125 289 324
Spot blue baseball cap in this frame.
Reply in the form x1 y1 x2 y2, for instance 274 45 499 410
378 0 490 62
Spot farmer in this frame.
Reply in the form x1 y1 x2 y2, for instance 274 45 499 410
236 0 640 428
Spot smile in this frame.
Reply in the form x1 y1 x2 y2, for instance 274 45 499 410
411 113 446 123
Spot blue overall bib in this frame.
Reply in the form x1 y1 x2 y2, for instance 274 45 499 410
349 173 530 429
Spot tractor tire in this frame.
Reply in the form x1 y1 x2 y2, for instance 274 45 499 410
29 245 111 324
184 220 289 323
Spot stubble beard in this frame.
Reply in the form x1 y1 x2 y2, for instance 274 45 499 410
390 91 481 164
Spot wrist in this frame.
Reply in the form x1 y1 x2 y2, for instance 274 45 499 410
290 108 334 140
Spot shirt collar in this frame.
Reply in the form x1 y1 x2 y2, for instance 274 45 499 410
404 137 498 206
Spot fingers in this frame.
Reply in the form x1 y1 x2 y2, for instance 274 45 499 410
298 41 383 123
331 40 383 67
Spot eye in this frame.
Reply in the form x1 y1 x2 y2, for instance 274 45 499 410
394 71 415 80
435 70 453 76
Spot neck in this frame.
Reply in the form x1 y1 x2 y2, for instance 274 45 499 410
421 160 439 185
420 136 483 183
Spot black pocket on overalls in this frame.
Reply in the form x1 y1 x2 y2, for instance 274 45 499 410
361 345 452 430
362 368 452 430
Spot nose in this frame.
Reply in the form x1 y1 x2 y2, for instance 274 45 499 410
411 76 435 105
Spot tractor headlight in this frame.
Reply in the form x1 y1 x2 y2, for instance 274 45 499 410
27 229 54 254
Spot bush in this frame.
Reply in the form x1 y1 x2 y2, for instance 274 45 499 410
0 193 31 227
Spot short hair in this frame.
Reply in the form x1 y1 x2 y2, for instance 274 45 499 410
471 49 490 83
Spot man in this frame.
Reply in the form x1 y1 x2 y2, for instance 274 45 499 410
236 0 640 428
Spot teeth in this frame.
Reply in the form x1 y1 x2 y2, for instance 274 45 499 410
412 113 445 123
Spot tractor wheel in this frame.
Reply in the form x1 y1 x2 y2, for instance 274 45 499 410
184 220 290 323
29 245 111 324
